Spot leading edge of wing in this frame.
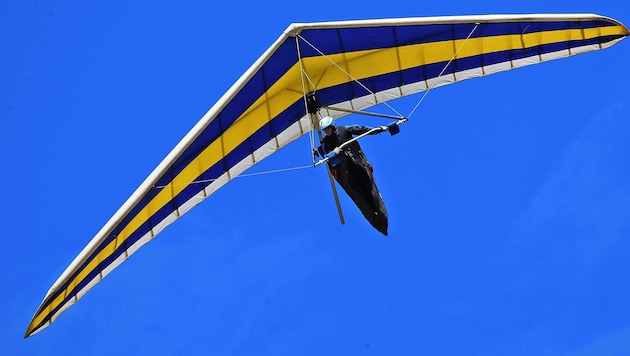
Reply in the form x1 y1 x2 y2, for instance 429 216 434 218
285 13 628 35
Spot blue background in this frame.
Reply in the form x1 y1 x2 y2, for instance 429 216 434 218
2 1 629 355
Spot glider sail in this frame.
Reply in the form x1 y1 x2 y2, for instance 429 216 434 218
26 14 627 337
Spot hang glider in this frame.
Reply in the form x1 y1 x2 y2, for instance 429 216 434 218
26 14 628 337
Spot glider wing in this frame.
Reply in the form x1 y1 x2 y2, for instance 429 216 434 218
26 14 627 337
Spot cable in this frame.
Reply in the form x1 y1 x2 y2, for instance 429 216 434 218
297 34 405 119
153 164 314 189
407 23 479 119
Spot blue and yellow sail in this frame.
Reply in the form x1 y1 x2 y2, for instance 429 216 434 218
26 14 627 337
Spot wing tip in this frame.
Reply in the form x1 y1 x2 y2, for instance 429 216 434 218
24 322 39 339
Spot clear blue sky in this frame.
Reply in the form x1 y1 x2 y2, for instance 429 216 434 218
2 1 629 355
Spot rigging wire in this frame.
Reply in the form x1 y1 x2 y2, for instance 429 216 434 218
407 23 479 119
297 34 405 119
153 164 313 189
296 23 478 121
296 35 319 165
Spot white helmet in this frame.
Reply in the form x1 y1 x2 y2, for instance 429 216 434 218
319 116 334 130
